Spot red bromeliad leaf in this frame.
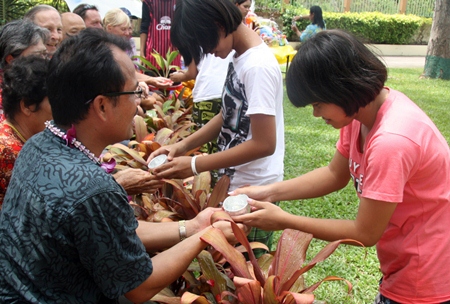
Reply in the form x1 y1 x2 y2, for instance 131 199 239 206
301 276 352 294
194 190 208 211
288 275 306 294
197 250 234 297
150 209 177 222
262 276 279 304
210 210 233 223
219 290 239 304
277 291 315 304
170 123 197 144
154 127 173 144
269 229 312 293
180 291 210 304
229 221 266 286
151 287 180 304
192 171 211 196
281 239 364 292
235 242 270 255
257 253 274 278
207 175 230 208
142 133 155 141
234 277 262 304
163 179 199 217
200 227 253 279
134 115 149 142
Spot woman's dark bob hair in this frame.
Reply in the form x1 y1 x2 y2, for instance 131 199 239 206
286 29 387 116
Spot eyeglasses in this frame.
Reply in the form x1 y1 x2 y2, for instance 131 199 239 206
84 86 143 105
102 86 143 99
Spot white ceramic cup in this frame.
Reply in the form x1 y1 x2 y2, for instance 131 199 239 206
148 154 168 169
223 194 250 216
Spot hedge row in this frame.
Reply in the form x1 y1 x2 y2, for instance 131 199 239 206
280 7 432 44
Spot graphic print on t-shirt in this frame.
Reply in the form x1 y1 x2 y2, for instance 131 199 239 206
217 63 250 182
349 158 363 194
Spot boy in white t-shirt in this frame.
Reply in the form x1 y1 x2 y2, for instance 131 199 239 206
150 0 284 257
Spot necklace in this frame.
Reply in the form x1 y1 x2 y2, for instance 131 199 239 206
45 121 101 165
45 121 116 173
4 120 27 143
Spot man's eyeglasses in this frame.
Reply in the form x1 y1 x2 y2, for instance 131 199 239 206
103 86 143 99
84 86 144 105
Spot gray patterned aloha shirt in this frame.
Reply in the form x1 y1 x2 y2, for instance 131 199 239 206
0 128 153 303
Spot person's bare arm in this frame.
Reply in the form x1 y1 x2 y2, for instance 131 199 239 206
234 196 397 247
148 111 223 162
231 150 351 202
152 114 276 179
140 33 147 58
127 208 243 302
125 228 209 302
170 61 198 83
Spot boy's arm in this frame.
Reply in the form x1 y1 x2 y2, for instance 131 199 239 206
170 60 198 83
196 113 275 172
152 113 276 179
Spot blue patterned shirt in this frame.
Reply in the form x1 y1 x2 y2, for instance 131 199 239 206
300 23 326 42
0 128 153 303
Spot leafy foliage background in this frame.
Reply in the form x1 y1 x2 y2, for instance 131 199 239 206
0 0 68 25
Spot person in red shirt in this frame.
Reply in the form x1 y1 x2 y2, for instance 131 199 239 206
0 56 51 208
0 19 49 120
140 0 181 68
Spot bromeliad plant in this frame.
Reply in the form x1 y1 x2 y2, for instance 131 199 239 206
133 48 180 78
175 219 364 304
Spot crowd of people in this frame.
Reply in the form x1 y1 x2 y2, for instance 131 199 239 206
0 1 449 303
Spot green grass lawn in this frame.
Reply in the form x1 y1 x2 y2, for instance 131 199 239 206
274 68 450 303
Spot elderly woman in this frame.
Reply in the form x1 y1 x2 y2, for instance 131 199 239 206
0 19 49 68
0 56 51 207
0 19 49 117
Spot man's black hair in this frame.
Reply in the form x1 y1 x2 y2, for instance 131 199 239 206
47 28 131 126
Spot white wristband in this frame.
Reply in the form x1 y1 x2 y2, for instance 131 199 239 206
178 220 187 241
191 155 199 176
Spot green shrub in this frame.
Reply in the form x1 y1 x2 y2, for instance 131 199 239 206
282 7 430 44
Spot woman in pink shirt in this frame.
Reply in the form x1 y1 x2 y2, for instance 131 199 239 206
231 30 450 303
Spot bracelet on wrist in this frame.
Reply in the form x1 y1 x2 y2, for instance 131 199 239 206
178 220 187 241
191 155 199 176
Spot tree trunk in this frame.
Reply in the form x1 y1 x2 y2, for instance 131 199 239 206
422 0 450 79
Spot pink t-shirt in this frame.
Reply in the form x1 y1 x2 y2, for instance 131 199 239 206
337 89 450 303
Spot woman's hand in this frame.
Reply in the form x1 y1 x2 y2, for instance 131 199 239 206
231 199 287 231
229 184 274 202
291 24 301 36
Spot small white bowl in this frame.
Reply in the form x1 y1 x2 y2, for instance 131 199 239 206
148 154 168 169
223 194 250 216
